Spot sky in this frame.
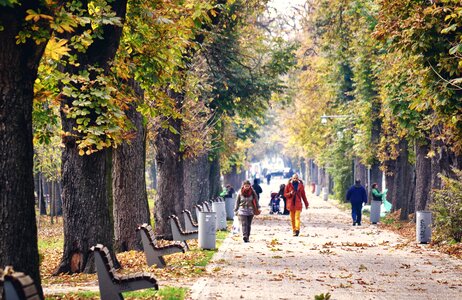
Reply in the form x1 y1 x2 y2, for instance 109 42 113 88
267 0 306 15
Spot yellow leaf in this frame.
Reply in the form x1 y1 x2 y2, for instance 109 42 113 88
44 38 70 60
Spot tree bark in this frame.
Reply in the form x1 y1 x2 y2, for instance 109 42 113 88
209 155 221 199
56 0 127 273
184 153 211 210
154 90 184 238
0 4 51 297
384 159 396 206
415 140 431 211
113 98 149 252
224 165 246 196
390 139 415 220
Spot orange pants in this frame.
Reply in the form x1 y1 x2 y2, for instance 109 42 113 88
290 210 301 231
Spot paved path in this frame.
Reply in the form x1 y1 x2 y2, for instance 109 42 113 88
189 178 462 300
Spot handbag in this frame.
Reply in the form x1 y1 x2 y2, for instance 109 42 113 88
253 198 261 215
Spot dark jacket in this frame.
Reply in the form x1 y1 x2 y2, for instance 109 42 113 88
252 180 262 199
346 184 368 204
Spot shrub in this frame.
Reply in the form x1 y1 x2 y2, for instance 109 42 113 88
431 169 462 243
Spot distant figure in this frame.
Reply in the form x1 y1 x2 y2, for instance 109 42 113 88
278 183 289 215
225 184 235 198
284 174 309 236
266 173 272 185
234 180 260 243
252 178 263 200
346 179 368 226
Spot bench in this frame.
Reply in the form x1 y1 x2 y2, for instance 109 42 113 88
168 215 198 250
90 244 158 300
137 224 185 268
2 267 40 300
202 201 212 212
182 210 198 232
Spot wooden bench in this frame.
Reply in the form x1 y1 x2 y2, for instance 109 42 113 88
90 244 158 300
182 210 198 232
2 267 40 300
137 224 185 268
168 215 198 250
202 201 212 212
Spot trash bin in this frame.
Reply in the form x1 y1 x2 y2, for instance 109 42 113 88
322 188 328 201
198 211 216 249
212 201 227 230
370 200 381 224
416 211 432 244
224 197 236 220
315 185 321 196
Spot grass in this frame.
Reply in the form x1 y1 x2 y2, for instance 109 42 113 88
45 286 187 300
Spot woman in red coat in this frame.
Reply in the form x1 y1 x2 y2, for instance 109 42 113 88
284 173 309 236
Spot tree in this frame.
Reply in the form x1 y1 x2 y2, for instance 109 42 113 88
0 1 61 296
55 0 128 273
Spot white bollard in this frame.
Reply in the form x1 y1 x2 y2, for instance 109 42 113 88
416 211 432 244
370 200 381 224
212 201 227 230
224 197 236 220
198 211 216 249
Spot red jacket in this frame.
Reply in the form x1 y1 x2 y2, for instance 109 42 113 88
284 180 309 211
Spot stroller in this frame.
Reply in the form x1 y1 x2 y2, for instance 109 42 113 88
269 192 281 214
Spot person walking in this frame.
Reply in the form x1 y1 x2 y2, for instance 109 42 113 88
284 174 309 236
252 178 263 200
234 180 260 242
346 179 368 226
278 183 289 215
370 183 385 224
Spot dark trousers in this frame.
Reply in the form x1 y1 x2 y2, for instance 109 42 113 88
351 202 363 224
239 215 254 239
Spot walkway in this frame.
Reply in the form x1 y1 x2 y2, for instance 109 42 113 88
189 178 462 299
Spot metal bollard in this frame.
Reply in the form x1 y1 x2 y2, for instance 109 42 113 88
370 200 381 224
416 211 432 244
198 211 216 249
224 197 236 220
212 201 227 230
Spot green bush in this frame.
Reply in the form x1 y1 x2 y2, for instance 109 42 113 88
431 169 462 243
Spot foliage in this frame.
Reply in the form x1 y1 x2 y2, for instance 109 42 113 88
375 0 462 153
431 169 462 243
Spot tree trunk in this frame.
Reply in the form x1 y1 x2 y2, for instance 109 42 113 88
55 149 118 274
184 153 211 210
36 172 47 215
223 165 245 196
209 155 221 199
113 99 149 252
0 5 50 296
384 158 396 206
312 162 318 185
370 162 382 190
56 0 128 273
390 139 415 220
154 91 184 238
415 140 432 212
353 158 367 186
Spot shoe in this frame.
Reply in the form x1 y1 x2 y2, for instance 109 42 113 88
372 222 377 225
295 230 299 236
357 223 361 226
243 237 249 243
293 231 297 236
353 222 356 226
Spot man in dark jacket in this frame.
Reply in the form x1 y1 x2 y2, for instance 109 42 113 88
346 179 368 226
